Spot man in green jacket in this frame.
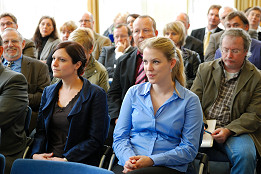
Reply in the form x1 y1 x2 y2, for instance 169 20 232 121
191 28 261 174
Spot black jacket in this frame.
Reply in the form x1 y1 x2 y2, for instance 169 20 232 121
182 47 201 89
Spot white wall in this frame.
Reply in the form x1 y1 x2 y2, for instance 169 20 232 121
99 0 234 35
0 0 234 39
0 0 87 39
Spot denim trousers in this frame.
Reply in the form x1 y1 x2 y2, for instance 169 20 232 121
224 134 256 174
201 134 256 174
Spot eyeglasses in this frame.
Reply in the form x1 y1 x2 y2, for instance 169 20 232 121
79 19 91 23
221 48 243 54
0 21 14 27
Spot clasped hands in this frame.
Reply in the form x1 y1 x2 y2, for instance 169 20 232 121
32 153 67 162
123 155 154 173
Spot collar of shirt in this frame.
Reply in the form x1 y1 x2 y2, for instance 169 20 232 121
139 80 185 100
205 27 217 35
218 59 244 80
3 54 23 68
115 45 132 60
257 26 261 33
137 50 143 57
123 45 131 53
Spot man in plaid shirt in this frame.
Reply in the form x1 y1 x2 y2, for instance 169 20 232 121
191 28 261 174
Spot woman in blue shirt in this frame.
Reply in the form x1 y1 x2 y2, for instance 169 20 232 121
113 37 203 174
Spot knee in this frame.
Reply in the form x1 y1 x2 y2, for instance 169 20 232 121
233 149 256 163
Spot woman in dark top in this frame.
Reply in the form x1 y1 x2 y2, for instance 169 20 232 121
163 21 201 89
31 41 109 166
32 16 61 62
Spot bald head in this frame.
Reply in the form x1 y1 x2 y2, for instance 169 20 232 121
220 7 236 27
176 13 190 34
133 16 158 51
79 12 94 30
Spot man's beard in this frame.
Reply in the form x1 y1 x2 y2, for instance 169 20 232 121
4 47 20 59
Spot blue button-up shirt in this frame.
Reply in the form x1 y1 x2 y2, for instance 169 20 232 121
113 81 203 172
3 55 23 73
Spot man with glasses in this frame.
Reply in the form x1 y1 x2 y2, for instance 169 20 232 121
212 11 261 70
98 24 135 79
191 28 261 174
0 33 29 174
0 13 36 58
79 12 111 60
1 28 50 133
205 10 260 62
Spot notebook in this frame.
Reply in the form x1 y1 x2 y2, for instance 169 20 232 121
200 120 216 148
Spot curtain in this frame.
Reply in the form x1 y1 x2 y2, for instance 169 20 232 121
234 0 261 11
87 0 100 33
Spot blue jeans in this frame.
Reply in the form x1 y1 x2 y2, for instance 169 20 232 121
201 134 256 174
224 134 256 174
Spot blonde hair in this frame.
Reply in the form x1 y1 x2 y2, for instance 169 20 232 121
60 21 77 33
163 21 186 47
141 37 186 93
113 12 129 25
68 27 94 53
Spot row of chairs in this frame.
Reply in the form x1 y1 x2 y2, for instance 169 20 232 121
21 107 209 174
3 106 258 173
0 147 208 174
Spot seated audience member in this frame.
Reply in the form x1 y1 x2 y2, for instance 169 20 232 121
33 16 61 62
46 21 77 79
113 37 203 174
51 28 110 92
191 28 261 174
246 6 261 41
79 11 111 60
244 7 259 40
98 24 136 78
176 12 204 62
46 20 77 79
31 41 109 166
1 28 50 133
0 12 36 58
163 21 201 89
191 5 223 55
204 7 258 62
103 12 129 42
204 6 235 62
214 11 261 70
107 15 158 146
126 13 140 47
60 21 77 41
126 14 140 33
0 36 29 174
